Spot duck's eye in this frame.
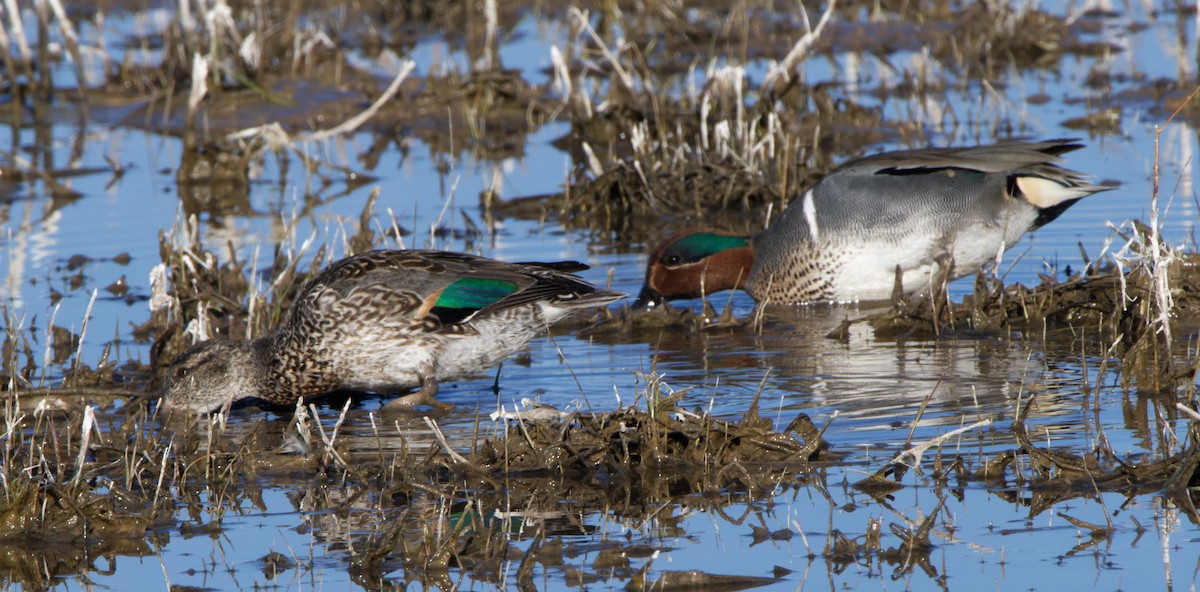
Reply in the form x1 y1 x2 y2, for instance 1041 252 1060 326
664 254 682 265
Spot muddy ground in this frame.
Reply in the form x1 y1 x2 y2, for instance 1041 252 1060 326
1 0 1199 589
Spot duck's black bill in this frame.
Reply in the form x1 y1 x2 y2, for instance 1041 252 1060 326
632 285 664 310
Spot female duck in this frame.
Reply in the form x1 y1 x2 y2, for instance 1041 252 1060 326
635 139 1110 307
161 249 623 413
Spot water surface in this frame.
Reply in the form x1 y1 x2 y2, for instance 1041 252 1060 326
1 0 1198 590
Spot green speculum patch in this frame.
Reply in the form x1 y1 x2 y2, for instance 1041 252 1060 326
433 277 520 323
665 233 749 264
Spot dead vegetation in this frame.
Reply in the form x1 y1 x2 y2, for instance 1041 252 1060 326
2 0 1199 589
0 367 1195 589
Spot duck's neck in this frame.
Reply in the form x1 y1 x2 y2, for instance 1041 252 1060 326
212 338 280 408
254 334 306 401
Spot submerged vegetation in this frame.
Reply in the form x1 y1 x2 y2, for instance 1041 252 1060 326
0 0 1199 589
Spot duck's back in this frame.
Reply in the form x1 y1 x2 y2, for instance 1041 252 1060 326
270 250 619 395
748 140 1104 304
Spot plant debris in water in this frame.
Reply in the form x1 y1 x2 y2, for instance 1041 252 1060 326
2 0 1199 589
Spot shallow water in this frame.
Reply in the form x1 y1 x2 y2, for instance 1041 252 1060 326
2 0 1200 590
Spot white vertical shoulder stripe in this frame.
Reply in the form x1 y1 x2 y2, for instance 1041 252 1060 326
802 189 820 241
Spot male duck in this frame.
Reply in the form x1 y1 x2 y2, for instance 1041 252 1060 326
635 139 1110 308
161 249 623 413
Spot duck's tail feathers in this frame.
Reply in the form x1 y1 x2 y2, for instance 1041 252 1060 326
1016 175 1113 210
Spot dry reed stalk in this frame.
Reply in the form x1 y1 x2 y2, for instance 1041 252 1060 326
43 0 85 94
760 0 836 95
2 0 33 81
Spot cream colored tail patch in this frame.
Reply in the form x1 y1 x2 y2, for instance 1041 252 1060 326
1016 176 1093 209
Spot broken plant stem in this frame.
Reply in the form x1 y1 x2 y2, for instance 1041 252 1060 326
1175 403 1200 423
894 419 993 471
424 417 470 465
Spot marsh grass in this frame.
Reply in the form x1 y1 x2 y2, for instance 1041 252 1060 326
2 0 1200 589
541 0 1105 243
0 169 1190 592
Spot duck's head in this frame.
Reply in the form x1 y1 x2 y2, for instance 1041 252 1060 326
634 231 755 309
159 339 270 414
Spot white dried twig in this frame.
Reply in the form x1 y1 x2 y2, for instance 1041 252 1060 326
72 289 99 372
761 0 837 93
2 0 33 72
225 60 415 151
148 264 172 313
1176 403 1200 423
568 7 636 94
424 417 470 464
894 418 992 470
187 52 209 115
300 60 415 143
71 405 98 486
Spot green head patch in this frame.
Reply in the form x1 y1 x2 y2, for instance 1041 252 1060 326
658 233 749 267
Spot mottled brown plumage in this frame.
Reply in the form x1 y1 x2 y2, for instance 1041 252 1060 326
161 250 623 413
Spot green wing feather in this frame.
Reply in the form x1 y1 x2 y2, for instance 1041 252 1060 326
433 277 520 324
